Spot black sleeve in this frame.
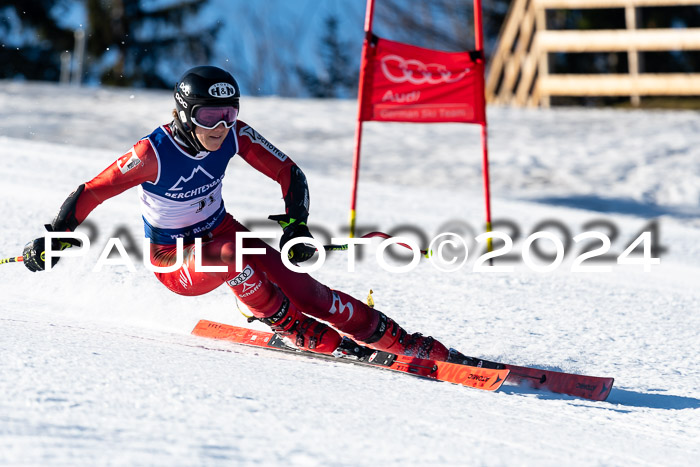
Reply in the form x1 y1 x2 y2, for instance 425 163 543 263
284 166 310 224
50 184 85 232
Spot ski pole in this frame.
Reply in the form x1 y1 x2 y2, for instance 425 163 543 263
322 231 430 257
323 244 349 251
0 256 23 265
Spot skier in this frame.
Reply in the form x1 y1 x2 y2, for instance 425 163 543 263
22 65 467 362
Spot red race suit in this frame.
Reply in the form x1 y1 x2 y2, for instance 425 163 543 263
61 121 384 342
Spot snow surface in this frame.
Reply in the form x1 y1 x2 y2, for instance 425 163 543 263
1 81 699 465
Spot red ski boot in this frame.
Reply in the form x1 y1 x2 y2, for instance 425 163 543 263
361 312 449 361
260 297 342 354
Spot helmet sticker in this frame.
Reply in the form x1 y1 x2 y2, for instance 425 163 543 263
179 82 191 96
179 110 187 122
208 82 236 98
175 92 188 108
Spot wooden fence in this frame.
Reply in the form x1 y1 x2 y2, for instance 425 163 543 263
486 0 700 107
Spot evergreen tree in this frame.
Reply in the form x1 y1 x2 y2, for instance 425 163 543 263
296 15 358 98
0 0 75 80
84 0 220 88
373 0 512 59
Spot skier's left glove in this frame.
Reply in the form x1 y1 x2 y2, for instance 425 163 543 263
268 214 316 265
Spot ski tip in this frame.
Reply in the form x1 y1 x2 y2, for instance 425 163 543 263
597 378 615 401
571 376 615 401
192 319 216 334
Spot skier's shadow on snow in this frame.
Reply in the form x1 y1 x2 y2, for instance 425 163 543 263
605 388 700 410
501 384 699 411
532 195 700 219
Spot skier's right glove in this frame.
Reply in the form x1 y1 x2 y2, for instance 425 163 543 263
268 214 316 265
22 225 82 272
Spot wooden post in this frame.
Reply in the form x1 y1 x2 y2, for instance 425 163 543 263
626 5 641 106
486 0 529 103
535 4 550 107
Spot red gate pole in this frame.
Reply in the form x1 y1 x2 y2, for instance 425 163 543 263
473 0 493 251
348 0 376 238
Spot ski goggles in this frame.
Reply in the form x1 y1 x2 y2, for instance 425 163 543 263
191 106 239 129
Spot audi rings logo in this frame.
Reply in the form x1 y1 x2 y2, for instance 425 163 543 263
380 54 471 85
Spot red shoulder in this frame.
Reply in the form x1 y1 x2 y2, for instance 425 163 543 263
100 138 158 185
81 137 159 206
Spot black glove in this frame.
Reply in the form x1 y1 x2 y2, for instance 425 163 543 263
268 214 316 265
22 225 82 272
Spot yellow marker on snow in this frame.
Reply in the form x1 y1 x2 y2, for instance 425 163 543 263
366 289 374 308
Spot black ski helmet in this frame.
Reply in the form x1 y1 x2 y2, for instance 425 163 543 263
173 65 241 152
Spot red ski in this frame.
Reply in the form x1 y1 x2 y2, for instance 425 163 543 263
191 320 613 400
428 354 613 401
502 364 614 401
438 355 613 401
191 320 509 392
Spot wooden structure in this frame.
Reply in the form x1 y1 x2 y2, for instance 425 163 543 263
486 0 700 107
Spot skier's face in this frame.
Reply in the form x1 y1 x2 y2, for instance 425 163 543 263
194 122 230 151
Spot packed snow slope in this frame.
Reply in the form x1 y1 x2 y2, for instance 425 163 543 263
1 81 699 466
